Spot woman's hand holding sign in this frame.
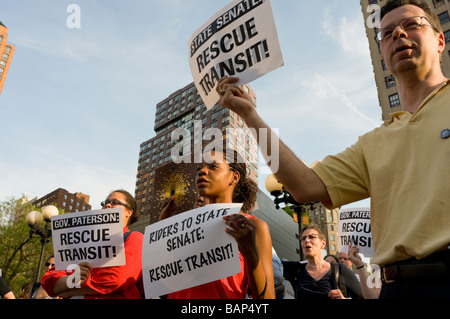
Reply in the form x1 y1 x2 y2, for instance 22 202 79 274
77 262 93 284
223 214 258 263
52 262 94 298
159 196 178 221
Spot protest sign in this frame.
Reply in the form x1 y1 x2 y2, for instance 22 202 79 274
338 207 374 257
51 208 126 271
142 203 243 299
188 0 284 109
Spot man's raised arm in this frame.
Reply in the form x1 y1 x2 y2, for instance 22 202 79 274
217 76 331 205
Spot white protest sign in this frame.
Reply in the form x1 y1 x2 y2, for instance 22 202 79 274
338 208 374 257
51 208 126 271
142 203 243 299
189 0 284 109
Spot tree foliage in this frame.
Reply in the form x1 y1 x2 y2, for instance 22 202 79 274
0 196 54 298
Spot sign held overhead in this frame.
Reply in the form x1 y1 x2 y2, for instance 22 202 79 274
189 0 284 109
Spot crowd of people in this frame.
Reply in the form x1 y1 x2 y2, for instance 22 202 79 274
2 0 450 300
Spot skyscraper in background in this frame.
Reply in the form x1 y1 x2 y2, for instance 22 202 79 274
132 82 259 232
361 0 450 120
0 21 16 95
130 82 338 261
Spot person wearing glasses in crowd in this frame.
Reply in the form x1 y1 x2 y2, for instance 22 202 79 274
31 255 56 299
283 224 362 299
160 146 275 299
216 0 450 299
41 190 144 299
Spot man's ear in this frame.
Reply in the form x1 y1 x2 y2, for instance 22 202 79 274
437 32 445 54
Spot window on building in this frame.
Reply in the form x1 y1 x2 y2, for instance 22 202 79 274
389 93 401 107
444 30 450 43
438 11 450 25
432 0 445 9
385 75 396 88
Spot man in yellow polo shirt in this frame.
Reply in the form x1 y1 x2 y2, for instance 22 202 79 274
216 0 450 299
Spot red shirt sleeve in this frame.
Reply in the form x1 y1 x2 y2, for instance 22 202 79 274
82 229 144 295
42 228 144 298
41 268 70 297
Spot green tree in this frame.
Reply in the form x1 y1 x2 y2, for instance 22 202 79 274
0 196 54 298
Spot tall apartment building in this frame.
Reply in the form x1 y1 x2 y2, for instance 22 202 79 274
132 82 259 231
0 21 15 95
361 0 450 120
31 188 92 213
131 82 338 261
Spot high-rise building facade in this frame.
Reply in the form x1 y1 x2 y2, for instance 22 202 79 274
131 82 338 261
132 82 259 232
0 21 15 95
361 0 450 120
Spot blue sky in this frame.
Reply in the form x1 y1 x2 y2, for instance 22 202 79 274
0 0 380 211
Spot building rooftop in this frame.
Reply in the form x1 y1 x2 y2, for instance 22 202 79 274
0 21 6 28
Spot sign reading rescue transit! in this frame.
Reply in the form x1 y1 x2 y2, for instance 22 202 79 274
51 208 126 270
142 203 243 299
338 207 374 257
189 0 284 109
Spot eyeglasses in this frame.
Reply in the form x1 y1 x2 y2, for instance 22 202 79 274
376 16 439 42
101 199 130 209
300 234 320 242
45 262 55 267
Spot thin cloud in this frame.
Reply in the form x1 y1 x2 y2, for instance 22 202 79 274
307 73 380 127
321 6 370 57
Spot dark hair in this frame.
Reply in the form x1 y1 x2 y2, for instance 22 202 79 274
380 0 442 33
200 141 257 213
110 189 139 225
324 254 339 263
224 148 258 214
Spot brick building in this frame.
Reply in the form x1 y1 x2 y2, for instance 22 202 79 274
32 188 91 213
0 21 15 95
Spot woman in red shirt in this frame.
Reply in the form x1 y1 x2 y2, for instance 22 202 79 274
41 190 144 299
163 147 275 299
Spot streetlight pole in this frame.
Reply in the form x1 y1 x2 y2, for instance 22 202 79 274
26 205 59 295
265 174 318 261
265 174 305 260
